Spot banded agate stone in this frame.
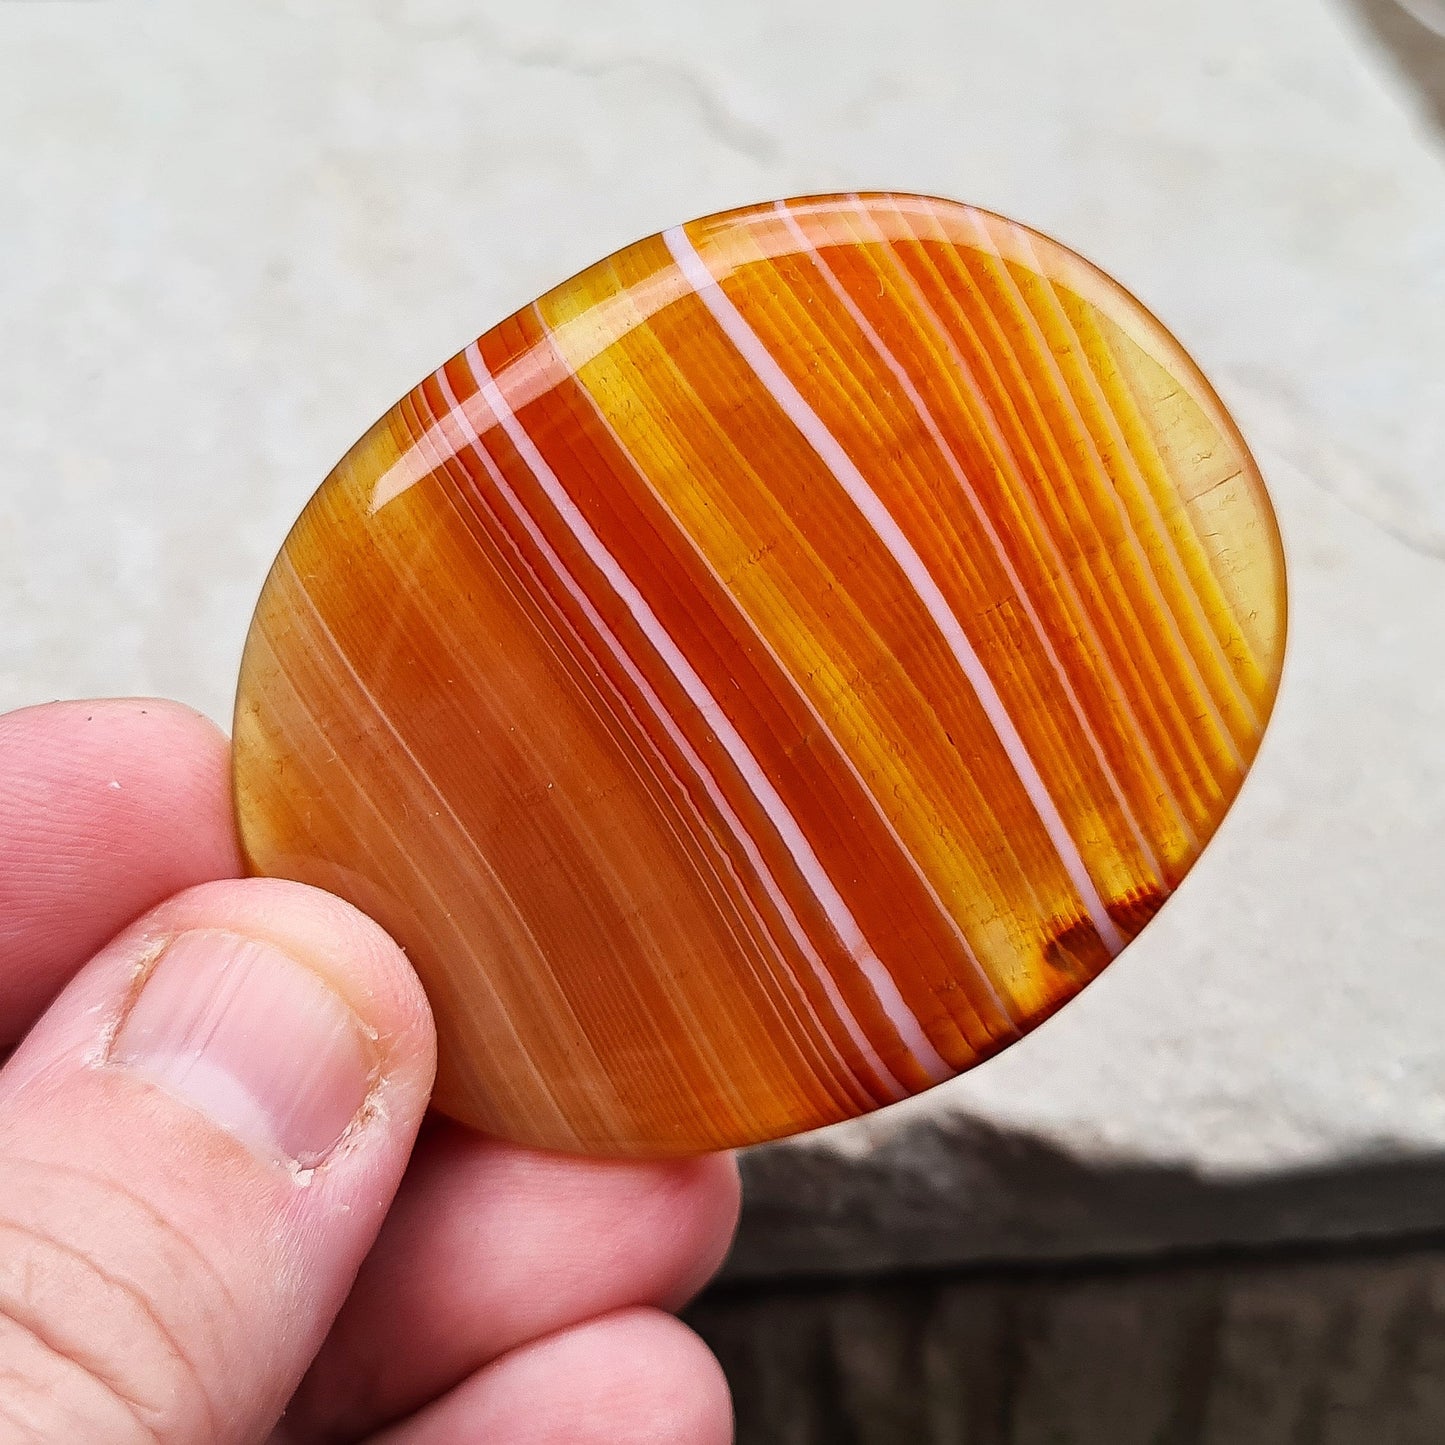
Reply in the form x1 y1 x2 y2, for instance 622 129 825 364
233 194 1286 1158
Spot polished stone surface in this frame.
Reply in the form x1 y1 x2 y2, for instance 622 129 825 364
233 195 1284 1156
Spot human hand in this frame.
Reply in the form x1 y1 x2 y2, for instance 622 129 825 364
0 698 738 1443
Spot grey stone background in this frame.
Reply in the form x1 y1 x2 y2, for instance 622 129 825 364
2 1 1443 1439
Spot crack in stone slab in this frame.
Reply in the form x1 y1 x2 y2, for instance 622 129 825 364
479 22 781 164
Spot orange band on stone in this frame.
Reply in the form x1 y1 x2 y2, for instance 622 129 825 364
233 193 1286 1157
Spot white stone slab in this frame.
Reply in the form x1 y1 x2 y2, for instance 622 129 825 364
1 0 1441 1252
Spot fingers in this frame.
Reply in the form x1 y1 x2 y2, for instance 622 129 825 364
288 1126 740 1437
0 878 435 1444
0 697 738 1441
370 1308 733 1445
0 699 243 1046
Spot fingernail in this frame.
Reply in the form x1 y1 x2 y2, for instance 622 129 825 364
110 929 378 1168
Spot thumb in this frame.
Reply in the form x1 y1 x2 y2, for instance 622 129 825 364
0 877 436 1444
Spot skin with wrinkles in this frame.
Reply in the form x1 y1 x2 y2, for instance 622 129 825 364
0 698 737 1444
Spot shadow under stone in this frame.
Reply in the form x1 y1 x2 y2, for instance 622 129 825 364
1341 0 1445 143
723 1114 1445 1280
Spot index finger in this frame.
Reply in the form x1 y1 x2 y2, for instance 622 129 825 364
0 697 243 1045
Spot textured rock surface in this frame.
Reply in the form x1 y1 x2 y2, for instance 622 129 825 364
689 1240 1445 1443
2 0 1443 1240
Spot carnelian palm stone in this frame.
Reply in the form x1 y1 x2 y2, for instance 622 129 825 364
233 193 1286 1158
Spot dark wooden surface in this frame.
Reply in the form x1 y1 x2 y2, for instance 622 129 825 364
688 1239 1445 1444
